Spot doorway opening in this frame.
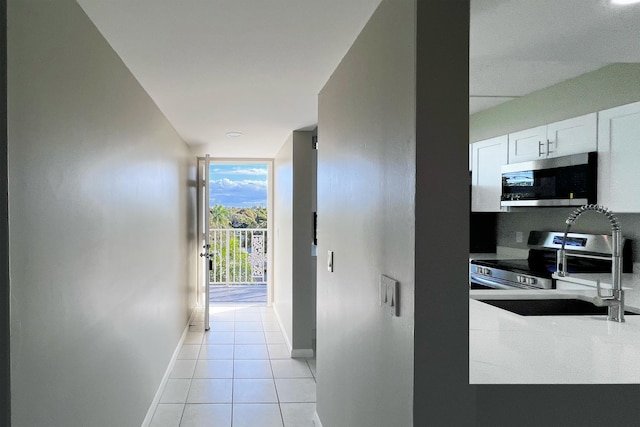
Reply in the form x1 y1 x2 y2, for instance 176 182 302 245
206 161 271 304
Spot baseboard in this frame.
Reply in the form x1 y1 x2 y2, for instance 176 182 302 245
272 303 315 359
140 307 198 427
313 411 324 427
272 302 294 356
291 348 315 358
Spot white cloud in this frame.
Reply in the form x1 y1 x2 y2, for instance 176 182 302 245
213 167 267 176
214 178 267 189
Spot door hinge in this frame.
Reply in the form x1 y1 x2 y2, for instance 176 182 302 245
312 136 318 150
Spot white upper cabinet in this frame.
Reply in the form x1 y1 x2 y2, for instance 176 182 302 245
547 113 597 157
471 135 508 212
508 113 597 163
507 125 547 163
597 101 640 212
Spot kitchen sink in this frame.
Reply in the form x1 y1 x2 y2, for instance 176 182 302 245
477 298 638 316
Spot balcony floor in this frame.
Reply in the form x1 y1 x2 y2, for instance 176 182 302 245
210 285 267 303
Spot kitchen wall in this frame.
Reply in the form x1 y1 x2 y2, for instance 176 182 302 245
8 1 196 425
470 64 640 263
273 131 315 355
470 63 640 143
498 209 640 263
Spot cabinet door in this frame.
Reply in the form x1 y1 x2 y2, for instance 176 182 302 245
508 125 547 163
547 113 597 158
471 135 508 212
598 101 640 212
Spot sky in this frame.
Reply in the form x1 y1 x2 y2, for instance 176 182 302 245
209 164 268 208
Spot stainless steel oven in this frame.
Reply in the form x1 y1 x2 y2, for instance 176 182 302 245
469 231 632 290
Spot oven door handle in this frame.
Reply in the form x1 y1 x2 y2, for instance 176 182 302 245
470 275 536 290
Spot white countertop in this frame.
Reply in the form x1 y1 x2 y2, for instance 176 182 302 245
470 286 640 384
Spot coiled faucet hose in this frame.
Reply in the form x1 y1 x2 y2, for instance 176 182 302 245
565 204 621 231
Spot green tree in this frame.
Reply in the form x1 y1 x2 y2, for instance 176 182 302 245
210 205 268 229
210 204 231 228
254 206 268 229
230 211 257 228
224 206 268 229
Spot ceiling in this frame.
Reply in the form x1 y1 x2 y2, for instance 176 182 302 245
76 0 640 158
470 0 640 114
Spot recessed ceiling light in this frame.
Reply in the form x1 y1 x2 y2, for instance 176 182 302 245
611 0 640 5
225 132 244 138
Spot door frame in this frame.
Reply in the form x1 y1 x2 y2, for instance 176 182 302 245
196 156 211 329
201 157 274 305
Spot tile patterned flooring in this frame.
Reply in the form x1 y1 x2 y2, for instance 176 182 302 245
149 304 316 427
210 285 267 303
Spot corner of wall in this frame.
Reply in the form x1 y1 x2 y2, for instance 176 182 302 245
1 0 11 424
272 131 316 355
291 131 315 353
273 133 294 349
415 0 474 425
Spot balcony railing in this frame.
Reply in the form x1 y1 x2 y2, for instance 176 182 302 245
209 228 267 285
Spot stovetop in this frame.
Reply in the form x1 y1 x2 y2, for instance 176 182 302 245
471 250 619 279
471 258 555 278
469 232 633 288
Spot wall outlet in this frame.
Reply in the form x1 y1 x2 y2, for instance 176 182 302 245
515 231 524 243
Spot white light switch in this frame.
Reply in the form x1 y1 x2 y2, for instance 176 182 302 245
327 250 333 272
380 275 400 317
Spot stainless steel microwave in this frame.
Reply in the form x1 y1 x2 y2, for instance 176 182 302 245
500 152 597 207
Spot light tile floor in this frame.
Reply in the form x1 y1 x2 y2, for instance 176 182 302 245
150 304 317 427
210 285 267 303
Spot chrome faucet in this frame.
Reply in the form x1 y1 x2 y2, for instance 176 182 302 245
557 204 625 322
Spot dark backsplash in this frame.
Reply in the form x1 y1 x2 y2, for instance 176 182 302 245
470 212 497 253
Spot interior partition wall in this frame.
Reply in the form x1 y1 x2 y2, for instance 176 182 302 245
272 131 315 357
414 1 473 425
1 0 11 424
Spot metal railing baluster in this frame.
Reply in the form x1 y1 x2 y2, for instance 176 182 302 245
208 228 267 286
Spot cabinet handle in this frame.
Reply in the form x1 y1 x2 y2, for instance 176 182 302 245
538 141 545 156
546 139 553 154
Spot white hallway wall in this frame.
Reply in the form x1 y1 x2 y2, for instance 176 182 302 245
8 0 197 425
317 0 418 424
